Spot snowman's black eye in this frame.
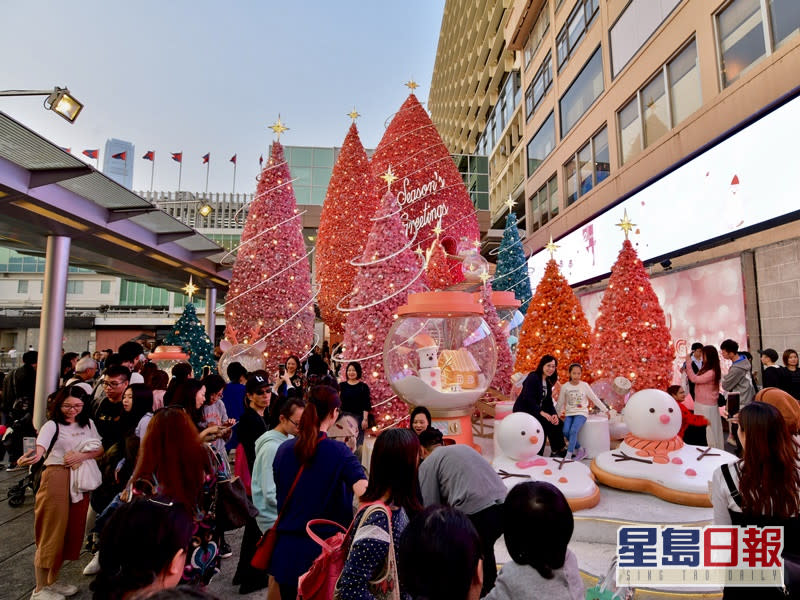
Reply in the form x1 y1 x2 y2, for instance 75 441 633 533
649 408 655 413
668 408 674 413
521 431 526 436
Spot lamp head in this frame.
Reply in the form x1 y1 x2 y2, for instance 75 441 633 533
198 203 213 217
45 87 83 123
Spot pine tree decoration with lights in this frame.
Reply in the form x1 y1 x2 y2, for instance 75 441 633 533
223 126 314 362
515 242 591 384
481 279 513 396
316 119 378 336
588 213 673 391
164 302 217 377
370 84 479 281
424 235 453 290
493 209 533 314
340 175 425 429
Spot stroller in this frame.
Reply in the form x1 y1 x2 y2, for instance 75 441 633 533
3 396 37 507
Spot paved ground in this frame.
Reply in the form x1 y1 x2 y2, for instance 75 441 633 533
0 466 263 600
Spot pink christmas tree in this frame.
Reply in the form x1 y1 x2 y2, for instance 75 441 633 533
224 140 314 362
424 236 453 291
340 186 426 428
481 282 513 396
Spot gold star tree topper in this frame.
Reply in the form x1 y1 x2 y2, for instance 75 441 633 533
269 115 289 141
380 166 398 192
405 79 419 91
545 235 559 258
348 108 361 121
182 276 199 302
616 209 636 240
504 195 516 212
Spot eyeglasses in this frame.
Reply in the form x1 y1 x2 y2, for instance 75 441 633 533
62 403 84 411
288 418 300 427
102 379 126 387
251 388 269 396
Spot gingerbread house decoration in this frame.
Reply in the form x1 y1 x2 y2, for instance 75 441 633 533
438 348 481 389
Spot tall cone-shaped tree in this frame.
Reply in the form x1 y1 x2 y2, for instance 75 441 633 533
588 239 673 391
223 141 314 362
316 123 378 336
515 259 591 383
481 282 514 396
164 302 217 377
370 92 479 281
340 188 426 428
424 236 453 290
493 212 533 313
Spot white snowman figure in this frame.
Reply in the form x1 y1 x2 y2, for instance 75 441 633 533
622 389 682 463
494 412 602 510
416 344 441 390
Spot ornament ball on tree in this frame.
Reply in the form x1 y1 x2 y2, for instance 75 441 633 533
224 139 314 361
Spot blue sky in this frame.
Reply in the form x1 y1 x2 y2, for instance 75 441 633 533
2 1 445 193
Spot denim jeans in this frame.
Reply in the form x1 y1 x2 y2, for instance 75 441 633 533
562 414 587 454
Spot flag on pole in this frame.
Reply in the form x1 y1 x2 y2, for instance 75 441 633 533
171 152 183 163
82 149 99 159
230 154 237 164
202 153 210 164
60 146 71 153
112 151 127 160
259 155 263 167
143 150 155 161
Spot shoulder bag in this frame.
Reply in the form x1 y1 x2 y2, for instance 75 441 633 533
250 464 305 570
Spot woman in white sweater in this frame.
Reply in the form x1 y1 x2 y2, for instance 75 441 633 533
556 364 608 460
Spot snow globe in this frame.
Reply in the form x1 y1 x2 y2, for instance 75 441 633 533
217 340 266 382
383 291 497 448
150 345 189 377
491 291 523 357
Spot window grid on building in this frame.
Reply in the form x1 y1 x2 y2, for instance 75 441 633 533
100 280 112 295
525 52 553 121
527 111 557 177
528 174 559 232
617 38 701 165
66 281 84 295
564 126 610 207
523 4 550 70
17 280 28 294
476 71 521 157
715 0 800 89
556 0 600 70
559 46 604 137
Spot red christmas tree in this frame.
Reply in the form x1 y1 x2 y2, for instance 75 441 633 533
370 91 479 280
481 282 513 396
316 122 378 336
424 235 453 290
588 238 673 391
340 185 425 428
515 258 591 383
224 140 314 361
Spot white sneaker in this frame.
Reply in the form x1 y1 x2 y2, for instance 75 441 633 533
46 582 78 597
30 588 64 600
83 553 101 576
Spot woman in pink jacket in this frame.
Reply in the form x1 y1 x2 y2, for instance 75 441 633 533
682 345 724 449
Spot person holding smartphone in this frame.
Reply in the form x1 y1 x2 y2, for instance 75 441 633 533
273 355 305 400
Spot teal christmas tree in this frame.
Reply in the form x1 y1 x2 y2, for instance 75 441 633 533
493 209 532 313
164 301 217 376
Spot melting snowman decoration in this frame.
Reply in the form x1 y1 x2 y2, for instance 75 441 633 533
591 389 737 506
493 412 601 511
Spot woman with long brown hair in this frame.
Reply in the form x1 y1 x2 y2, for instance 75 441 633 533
130 407 222 586
270 385 368 600
682 345 724 449
712 402 800 598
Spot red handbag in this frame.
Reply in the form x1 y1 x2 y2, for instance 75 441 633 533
250 465 304 570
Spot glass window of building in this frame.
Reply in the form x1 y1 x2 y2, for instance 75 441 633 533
642 73 669 147
609 0 681 77
668 40 701 126
100 280 111 295
529 174 558 232
716 0 766 87
480 71 521 156
527 112 556 177
563 126 609 206
527 53 553 121
556 0 599 69
559 47 604 137
17 280 28 294
617 39 700 163
524 4 550 69
769 0 800 47
66 280 84 295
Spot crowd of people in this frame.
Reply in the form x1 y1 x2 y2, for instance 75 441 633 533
1 334 799 600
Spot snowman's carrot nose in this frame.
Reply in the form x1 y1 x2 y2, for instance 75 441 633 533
659 414 670 424
530 435 539 445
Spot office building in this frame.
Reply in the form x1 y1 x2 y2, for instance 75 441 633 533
102 138 135 189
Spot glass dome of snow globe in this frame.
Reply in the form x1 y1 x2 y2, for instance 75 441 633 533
217 341 266 382
383 291 497 446
491 291 524 358
149 345 189 378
